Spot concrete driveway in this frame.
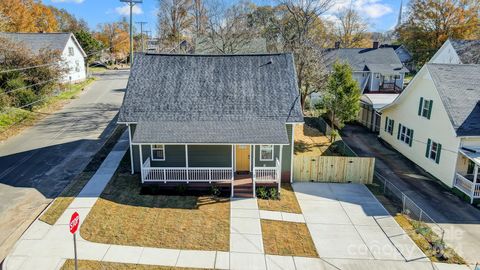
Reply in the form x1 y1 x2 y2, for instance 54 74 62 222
293 182 427 262
0 70 128 262
341 124 480 264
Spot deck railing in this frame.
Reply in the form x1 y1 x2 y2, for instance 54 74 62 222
454 173 480 199
141 158 233 183
253 158 282 196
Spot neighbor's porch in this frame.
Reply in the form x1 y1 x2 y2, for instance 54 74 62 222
454 147 480 203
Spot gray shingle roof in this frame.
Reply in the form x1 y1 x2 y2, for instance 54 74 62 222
132 120 289 144
450 39 480 64
323 48 408 74
0 32 86 56
427 64 480 136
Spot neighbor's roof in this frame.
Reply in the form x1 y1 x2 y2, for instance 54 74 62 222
361 93 399 110
323 48 408 74
195 37 267 54
427 64 480 136
450 39 480 64
132 120 289 144
119 53 303 143
0 32 86 57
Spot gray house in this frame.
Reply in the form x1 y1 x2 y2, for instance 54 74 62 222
323 42 409 93
118 53 303 197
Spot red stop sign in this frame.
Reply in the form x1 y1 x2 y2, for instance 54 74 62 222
69 212 80 234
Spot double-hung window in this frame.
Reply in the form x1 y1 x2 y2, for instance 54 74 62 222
397 124 413 146
418 97 433 119
425 139 442 164
151 144 165 161
68 47 74 56
259 145 274 161
384 117 394 135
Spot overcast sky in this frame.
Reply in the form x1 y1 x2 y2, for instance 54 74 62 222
45 0 404 35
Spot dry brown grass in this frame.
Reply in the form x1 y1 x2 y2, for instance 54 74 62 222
39 126 125 225
60 259 208 270
261 220 318 257
294 124 331 156
394 214 465 264
80 156 230 251
257 184 302 213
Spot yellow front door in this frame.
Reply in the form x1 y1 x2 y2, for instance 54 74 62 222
236 145 250 172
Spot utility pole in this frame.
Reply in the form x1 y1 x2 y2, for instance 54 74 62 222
136 21 148 52
144 30 151 52
120 0 143 65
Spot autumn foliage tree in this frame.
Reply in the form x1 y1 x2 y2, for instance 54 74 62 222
0 0 58 32
94 21 130 63
398 0 480 65
334 7 371 48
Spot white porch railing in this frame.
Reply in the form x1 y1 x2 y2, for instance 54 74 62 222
454 173 480 199
253 158 282 197
141 158 233 183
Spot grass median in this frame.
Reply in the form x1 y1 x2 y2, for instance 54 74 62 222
61 260 208 270
261 220 318 257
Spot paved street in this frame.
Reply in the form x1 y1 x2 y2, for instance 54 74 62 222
0 70 128 262
341 124 480 264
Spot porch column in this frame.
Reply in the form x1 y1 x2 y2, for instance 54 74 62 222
290 124 295 183
185 144 189 182
471 164 479 204
139 145 144 183
279 145 283 194
231 144 234 198
252 145 256 197
127 124 134 174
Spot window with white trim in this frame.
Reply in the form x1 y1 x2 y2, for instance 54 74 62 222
259 145 274 161
75 60 80 72
426 139 442 164
418 97 433 119
398 124 413 146
151 144 165 161
384 117 394 135
68 47 74 56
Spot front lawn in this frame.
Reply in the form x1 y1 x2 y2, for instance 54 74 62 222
261 220 318 257
80 155 230 251
61 260 207 270
257 184 302 213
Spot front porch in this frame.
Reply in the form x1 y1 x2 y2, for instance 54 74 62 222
136 144 283 198
453 147 480 203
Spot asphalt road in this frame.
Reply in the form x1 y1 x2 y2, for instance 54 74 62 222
0 70 128 261
341 124 480 264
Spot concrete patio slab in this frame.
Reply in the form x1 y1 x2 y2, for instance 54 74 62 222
231 217 262 235
265 255 296 270
293 257 333 270
355 225 404 260
230 233 264 253
175 250 216 269
307 223 374 259
231 209 260 219
230 252 266 270
138 247 180 266
301 202 351 224
102 245 143 264
215 251 230 270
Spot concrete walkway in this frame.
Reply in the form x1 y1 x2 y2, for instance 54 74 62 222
2 132 474 270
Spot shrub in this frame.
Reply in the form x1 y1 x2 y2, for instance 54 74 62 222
12 89 38 109
210 185 221 198
175 184 188 195
257 187 269 199
268 187 279 200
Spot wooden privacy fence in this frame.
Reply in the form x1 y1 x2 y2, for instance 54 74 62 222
293 155 375 184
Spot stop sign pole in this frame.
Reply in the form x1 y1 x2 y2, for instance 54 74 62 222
69 212 80 270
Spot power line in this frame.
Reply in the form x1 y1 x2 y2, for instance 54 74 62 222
0 78 58 95
0 63 58 74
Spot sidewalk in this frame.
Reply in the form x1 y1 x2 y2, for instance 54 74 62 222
2 131 474 270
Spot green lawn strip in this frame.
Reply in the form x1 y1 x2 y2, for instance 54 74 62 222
39 125 126 225
61 259 208 270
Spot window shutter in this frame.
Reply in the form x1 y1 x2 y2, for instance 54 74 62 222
384 117 389 132
390 120 395 135
397 124 402 140
427 100 433 119
436 143 442 164
425 139 431 158
409 129 414 147
418 97 424 116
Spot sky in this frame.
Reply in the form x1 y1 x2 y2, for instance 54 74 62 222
44 0 405 35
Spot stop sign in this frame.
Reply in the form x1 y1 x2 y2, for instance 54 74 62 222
69 212 80 234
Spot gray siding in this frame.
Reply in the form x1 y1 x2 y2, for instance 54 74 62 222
188 145 232 167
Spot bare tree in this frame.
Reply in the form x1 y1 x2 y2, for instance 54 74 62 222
191 0 208 37
157 0 193 47
277 0 334 109
200 0 257 54
334 7 371 48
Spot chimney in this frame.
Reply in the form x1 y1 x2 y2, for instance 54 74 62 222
334 41 341 49
372 41 379 49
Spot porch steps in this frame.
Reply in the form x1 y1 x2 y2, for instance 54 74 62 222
233 174 254 198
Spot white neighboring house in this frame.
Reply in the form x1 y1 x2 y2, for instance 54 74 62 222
0 32 87 83
430 39 480 65
378 64 480 203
